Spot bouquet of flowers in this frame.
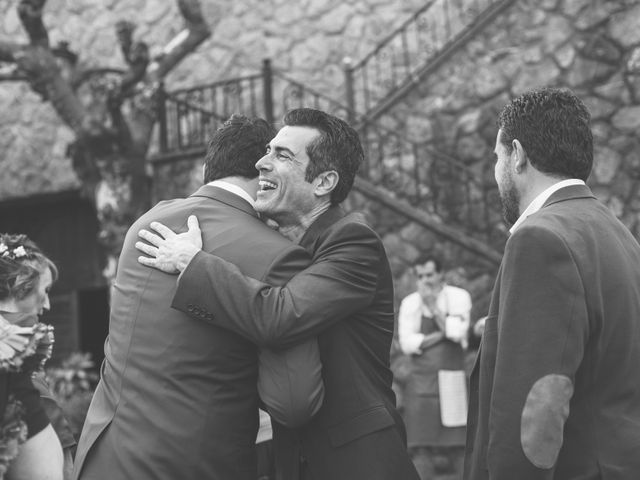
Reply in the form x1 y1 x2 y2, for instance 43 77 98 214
0 319 54 374
0 316 55 477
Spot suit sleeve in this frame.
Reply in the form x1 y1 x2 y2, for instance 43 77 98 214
172 221 381 348
487 225 588 479
248 245 325 427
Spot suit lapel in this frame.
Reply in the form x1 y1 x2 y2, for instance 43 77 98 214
190 185 259 219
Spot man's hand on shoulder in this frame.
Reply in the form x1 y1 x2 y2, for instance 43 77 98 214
136 215 203 274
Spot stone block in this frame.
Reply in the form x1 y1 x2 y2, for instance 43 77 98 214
583 96 617 120
512 59 560 94
554 43 576 69
565 55 618 88
592 146 621 185
612 106 640 131
574 2 616 30
609 4 640 47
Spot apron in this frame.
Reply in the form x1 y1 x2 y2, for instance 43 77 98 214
403 314 466 447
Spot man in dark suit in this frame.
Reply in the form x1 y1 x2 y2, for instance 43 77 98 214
463 88 640 479
73 115 324 480
137 108 419 479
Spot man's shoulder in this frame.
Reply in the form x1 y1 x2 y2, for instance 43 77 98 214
444 284 470 296
325 211 379 239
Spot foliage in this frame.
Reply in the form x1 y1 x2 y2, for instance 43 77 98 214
45 352 99 439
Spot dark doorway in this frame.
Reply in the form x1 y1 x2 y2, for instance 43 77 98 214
77 287 110 367
0 189 107 365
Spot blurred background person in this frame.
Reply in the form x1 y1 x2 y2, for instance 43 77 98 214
0 233 68 480
398 255 471 480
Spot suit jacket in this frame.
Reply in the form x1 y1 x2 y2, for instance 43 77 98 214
73 185 314 480
173 205 419 480
464 185 640 480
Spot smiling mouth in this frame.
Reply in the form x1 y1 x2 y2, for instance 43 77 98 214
258 180 277 192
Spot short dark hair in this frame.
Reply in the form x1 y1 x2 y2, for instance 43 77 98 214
203 114 276 183
283 108 363 204
498 87 593 181
0 233 58 302
414 254 442 273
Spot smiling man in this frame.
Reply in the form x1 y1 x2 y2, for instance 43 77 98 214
137 108 419 480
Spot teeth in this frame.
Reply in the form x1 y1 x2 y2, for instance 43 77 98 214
259 180 277 191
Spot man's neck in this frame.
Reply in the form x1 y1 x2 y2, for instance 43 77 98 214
278 202 331 242
208 176 259 201
518 175 565 216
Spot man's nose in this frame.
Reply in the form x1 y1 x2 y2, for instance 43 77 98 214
255 154 272 171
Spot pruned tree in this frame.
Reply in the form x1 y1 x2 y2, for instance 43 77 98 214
0 0 211 276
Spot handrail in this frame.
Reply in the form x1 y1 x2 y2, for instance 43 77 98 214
170 73 263 96
344 0 515 118
350 0 438 71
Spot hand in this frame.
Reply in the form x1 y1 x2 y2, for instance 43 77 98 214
419 331 445 352
136 215 202 274
473 316 487 337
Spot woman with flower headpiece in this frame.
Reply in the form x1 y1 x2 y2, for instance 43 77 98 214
0 233 64 480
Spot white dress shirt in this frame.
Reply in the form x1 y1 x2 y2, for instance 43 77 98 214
509 179 585 234
207 180 256 209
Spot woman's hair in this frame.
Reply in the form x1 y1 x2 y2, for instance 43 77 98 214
0 233 58 302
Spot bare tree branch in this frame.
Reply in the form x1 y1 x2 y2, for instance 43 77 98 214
114 21 150 97
71 67 125 90
148 0 211 81
18 0 49 47
0 72 28 82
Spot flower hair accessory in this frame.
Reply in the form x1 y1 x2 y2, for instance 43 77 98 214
0 244 28 261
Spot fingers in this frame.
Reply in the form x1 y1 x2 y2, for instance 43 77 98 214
187 215 201 233
138 229 165 247
149 221 177 239
135 241 158 258
137 255 157 267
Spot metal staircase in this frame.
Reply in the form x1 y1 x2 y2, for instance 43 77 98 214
150 0 517 265
343 0 516 125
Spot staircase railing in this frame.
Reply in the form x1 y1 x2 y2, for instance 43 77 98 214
343 0 515 124
156 59 352 155
153 65 503 243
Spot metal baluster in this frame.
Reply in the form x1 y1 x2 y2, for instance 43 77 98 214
413 142 421 204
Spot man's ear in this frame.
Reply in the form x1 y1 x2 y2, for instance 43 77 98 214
512 139 528 173
314 170 339 198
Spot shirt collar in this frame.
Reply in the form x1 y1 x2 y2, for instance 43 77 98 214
509 179 585 234
206 180 256 209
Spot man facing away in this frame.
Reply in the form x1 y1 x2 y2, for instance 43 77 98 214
137 108 420 480
398 255 471 480
464 87 640 479
74 115 324 480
